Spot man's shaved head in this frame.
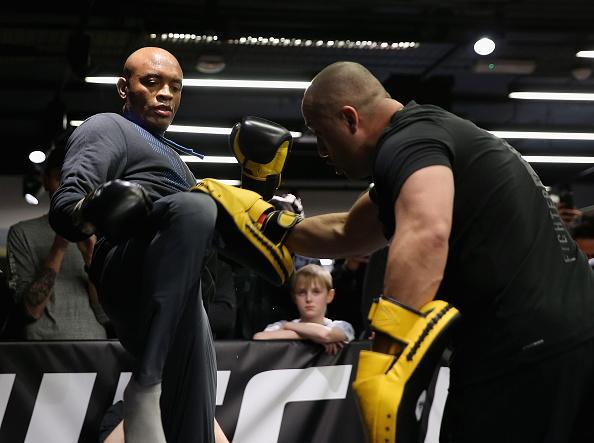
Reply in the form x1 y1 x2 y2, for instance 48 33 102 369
303 61 389 120
301 61 402 180
117 47 184 135
122 47 182 80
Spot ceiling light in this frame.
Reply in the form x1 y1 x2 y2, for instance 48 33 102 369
489 131 594 140
23 174 43 205
25 194 39 205
28 150 46 164
210 179 240 186
509 92 594 101
181 79 310 89
169 124 302 138
195 54 226 74
181 155 238 163
70 120 302 138
150 32 419 51
84 77 118 84
473 37 496 56
167 125 231 135
571 63 592 81
85 77 311 90
576 50 594 58
522 156 594 164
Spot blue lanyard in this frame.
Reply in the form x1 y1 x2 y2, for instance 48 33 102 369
160 136 205 159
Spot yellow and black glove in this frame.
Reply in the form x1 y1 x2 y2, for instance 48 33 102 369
353 296 460 443
230 116 292 201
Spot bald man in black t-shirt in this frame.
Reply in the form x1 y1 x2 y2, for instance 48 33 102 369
286 61 594 442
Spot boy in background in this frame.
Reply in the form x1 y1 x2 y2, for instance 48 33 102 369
253 264 354 354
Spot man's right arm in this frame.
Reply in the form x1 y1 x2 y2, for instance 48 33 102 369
50 115 127 241
286 191 388 259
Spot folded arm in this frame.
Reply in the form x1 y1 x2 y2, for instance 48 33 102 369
252 329 302 340
282 321 347 344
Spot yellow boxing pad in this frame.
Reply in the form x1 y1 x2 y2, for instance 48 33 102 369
353 297 460 443
192 178 300 286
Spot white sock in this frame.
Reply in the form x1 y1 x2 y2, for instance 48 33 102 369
123 378 167 443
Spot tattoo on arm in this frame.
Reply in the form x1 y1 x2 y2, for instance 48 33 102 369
25 267 57 311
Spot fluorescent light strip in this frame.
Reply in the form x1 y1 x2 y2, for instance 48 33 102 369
509 91 594 101
576 50 594 58
187 153 594 164
201 179 241 186
84 77 310 89
185 154 594 164
84 77 118 84
168 125 230 135
182 79 310 89
71 120 301 138
489 131 594 140
181 155 237 163
522 156 594 164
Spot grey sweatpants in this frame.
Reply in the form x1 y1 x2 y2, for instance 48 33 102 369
91 192 217 442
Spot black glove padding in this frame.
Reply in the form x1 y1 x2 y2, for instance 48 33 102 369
75 180 152 243
230 116 292 201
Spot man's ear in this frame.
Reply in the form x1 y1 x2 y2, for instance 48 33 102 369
340 106 359 133
116 77 128 99
326 288 336 304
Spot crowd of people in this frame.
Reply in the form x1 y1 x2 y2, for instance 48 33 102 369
1 46 593 443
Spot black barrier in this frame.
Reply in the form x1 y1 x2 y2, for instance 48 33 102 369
0 340 371 443
0 340 450 443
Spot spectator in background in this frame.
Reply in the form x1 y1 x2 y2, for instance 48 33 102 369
554 185 582 229
253 264 354 355
0 269 24 339
6 146 110 340
571 214 594 268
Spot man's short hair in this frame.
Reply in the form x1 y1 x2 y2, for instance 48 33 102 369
290 264 333 292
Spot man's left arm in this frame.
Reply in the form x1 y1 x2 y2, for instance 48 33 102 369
384 165 454 309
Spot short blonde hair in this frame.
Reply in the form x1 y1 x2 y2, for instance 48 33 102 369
290 264 333 293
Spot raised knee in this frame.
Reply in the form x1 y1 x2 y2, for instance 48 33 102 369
193 193 217 228
168 192 217 230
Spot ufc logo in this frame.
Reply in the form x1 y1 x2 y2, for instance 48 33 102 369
0 365 352 443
